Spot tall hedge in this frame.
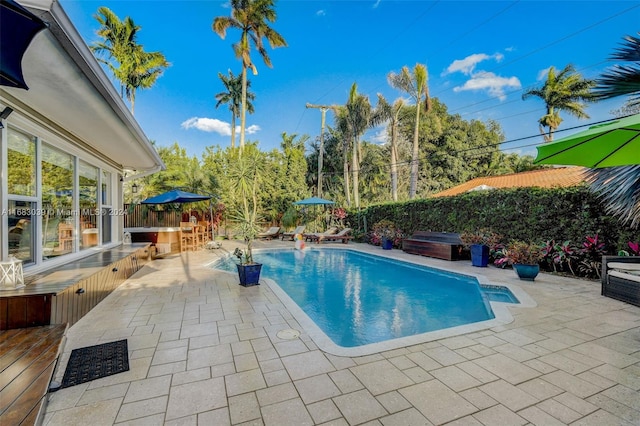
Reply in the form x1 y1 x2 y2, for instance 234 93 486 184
350 185 640 254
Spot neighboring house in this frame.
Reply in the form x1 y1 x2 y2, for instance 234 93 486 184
1 0 164 274
431 167 587 198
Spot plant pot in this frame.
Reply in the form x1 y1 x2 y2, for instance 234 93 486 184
237 263 262 287
513 263 539 281
382 237 393 250
470 244 489 267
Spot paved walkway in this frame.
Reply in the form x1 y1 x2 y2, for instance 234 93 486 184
43 241 640 425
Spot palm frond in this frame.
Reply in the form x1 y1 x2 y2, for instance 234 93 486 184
585 165 640 228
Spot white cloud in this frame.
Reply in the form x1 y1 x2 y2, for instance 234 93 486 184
181 117 260 136
372 0 382 8
536 66 553 81
182 117 231 135
316 9 325 16
245 124 261 134
369 125 388 145
452 71 521 101
443 53 503 76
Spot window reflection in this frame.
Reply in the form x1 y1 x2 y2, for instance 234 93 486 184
7 129 36 197
79 160 98 249
42 143 75 258
8 200 35 264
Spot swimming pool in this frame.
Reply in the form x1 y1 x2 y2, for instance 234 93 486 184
213 248 525 353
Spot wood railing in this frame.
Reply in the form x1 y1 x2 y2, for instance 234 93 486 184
123 204 182 228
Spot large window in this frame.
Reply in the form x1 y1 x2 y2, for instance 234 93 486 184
101 170 112 244
42 143 75 259
7 129 36 197
7 200 36 264
79 160 98 250
3 127 118 266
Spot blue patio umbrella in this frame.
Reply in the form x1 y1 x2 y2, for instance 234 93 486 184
293 197 335 231
1 0 47 89
293 196 336 206
141 189 211 205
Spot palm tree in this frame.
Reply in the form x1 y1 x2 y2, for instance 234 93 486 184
335 83 373 208
388 64 430 199
92 7 137 98
522 64 596 142
215 70 255 148
213 0 287 150
587 33 640 228
124 48 170 115
92 7 169 115
594 32 640 107
372 94 405 202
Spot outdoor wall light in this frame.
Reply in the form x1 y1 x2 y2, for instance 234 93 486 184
132 183 138 193
0 106 13 128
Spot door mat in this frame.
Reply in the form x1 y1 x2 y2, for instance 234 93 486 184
60 339 129 388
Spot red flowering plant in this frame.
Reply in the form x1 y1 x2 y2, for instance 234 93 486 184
332 207 347 228
369 220 404 248
619 241 640 256
577 234 606 278
494 241 543 267
460 229 501 249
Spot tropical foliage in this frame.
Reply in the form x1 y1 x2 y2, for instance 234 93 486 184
388 64 432 198
521 64 596 142
213 0 287 149
594 32 640 106
586 32 640 229
215 69 255 148
92 7 169 114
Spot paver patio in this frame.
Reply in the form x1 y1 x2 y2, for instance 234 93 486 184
42 241 640 425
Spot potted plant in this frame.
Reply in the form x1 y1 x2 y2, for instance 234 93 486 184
230 146 265 286
461 229 501 267
373 219 397 250
503 240 543 281
233 211 262 286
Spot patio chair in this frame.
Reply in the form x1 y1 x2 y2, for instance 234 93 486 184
315 227 353 244
304 226 339 242
257 226 281 240
281 225 306 241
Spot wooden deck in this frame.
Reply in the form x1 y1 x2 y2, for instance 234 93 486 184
0 324 67 425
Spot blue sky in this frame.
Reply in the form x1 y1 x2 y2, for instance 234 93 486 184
60 0 640 158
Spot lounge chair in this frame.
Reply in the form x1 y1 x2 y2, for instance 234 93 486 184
257 226 281 240
281 225 306 241
311 228 353 244
304 226 338 242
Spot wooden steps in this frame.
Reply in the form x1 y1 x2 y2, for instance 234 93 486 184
0 324 67 425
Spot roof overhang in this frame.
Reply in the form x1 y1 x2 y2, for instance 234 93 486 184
0 0 164 174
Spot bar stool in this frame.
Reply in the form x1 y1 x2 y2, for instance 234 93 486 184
180 222 196 252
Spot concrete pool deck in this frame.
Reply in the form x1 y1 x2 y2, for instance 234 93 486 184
43 241 640 425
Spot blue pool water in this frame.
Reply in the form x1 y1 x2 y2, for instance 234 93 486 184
214 249 518 347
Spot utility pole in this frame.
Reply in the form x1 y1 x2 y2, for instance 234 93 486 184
306 103 338 198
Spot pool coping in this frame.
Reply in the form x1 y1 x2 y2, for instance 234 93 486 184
210 245 538 357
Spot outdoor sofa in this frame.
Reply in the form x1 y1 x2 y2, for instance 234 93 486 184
601 256 640 307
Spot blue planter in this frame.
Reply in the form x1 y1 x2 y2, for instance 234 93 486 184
513 263 540 281
470 244 490 267
237 263 262 286
382 238 394 250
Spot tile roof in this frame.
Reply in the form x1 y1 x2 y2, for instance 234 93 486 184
432 166 587 198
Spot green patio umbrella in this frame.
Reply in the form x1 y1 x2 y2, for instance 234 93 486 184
534 114 640 168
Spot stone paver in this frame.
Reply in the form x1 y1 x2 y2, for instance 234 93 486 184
42 242 640 425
